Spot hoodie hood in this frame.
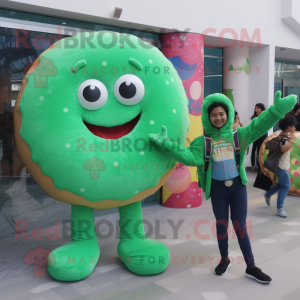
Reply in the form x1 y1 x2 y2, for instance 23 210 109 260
201 93 234 136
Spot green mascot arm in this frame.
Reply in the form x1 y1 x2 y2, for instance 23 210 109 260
238 91 297 147
148 126 204 167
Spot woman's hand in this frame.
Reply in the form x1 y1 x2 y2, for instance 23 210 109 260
148 126 169 147
290 133 296 143
281 133 296 153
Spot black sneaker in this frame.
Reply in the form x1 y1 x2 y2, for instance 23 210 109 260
215 258 231 276
245 267 272 284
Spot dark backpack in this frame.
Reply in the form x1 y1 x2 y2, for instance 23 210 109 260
264 135 288 154
203 130 240 172
264 134 289 184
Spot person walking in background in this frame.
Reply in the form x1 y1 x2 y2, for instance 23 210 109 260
264 114 297 218
232 110 243 130
250 103 267 172
288 103 300 131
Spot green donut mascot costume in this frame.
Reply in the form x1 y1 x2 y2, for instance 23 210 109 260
14 31 190 281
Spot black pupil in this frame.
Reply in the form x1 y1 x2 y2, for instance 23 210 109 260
83 85 101 102
119 82 136 99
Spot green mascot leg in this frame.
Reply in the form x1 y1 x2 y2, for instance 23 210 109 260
48 205 100 281
117 201 170 275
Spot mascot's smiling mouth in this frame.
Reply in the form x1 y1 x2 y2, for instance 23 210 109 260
83 113 141 139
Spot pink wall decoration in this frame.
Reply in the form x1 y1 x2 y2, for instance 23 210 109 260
161 33 204 208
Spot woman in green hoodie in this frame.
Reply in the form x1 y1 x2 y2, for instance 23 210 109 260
149 91 296 284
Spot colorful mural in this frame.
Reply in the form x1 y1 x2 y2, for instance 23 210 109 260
161 33 204 208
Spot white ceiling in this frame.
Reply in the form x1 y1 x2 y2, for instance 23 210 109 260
275 46 300 61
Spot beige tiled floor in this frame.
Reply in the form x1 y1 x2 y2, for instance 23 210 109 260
1 171 300 300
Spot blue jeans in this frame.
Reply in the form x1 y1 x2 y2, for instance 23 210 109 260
266 167 290 209
211 176 255 266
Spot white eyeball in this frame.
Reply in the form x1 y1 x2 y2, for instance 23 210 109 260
78 79 108 110
114 74 145 105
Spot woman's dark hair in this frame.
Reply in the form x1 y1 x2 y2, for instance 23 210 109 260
278 114 297 130
250 103 266 120
292 103 300 113
208 102 229 117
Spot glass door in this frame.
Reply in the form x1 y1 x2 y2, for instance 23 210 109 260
283 79 300 101
273 79 300 132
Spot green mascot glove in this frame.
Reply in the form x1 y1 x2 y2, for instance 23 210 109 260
148 125 173 150
148 125 169 146
271 91 297 118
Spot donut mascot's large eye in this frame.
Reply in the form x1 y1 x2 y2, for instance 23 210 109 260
78 79 108 110
114 74 145 105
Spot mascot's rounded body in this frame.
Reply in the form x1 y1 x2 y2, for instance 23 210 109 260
15 31 190 280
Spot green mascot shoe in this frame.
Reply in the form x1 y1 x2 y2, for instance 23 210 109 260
48 239 100 281
117 201 170 275
118 238 170 275
48 205 100 281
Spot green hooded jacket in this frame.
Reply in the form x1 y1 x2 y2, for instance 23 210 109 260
156 91 296 200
